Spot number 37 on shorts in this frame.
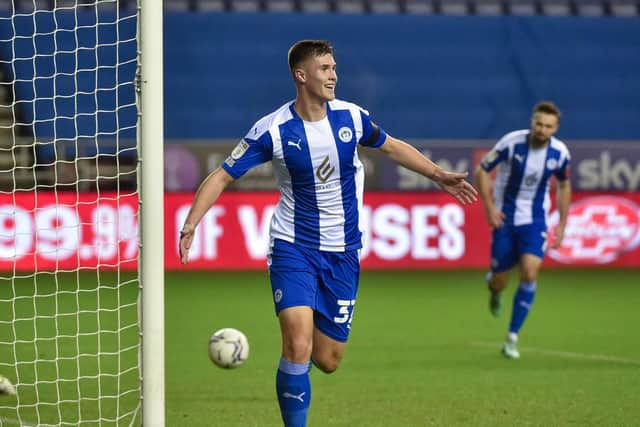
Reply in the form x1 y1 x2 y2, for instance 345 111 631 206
334 299 356 327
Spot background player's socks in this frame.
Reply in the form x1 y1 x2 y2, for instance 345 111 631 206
509 281 536 334
276 357 311 427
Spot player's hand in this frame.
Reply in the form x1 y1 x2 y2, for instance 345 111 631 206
551 225 565 249
432 170 478 205
179 223 196 264
484 205 505 229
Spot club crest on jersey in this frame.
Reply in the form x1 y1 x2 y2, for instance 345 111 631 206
546 158 558 170
231 139 249 160
338 127 353 143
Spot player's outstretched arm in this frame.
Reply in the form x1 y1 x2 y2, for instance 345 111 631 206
473 166 505 228
378 136 477 205
179 168 235 264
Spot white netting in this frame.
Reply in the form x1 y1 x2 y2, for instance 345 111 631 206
0 1 140 425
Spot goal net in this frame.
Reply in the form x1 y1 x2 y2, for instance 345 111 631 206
0 1 145 425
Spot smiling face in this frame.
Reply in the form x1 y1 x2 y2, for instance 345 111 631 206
295 53 337 102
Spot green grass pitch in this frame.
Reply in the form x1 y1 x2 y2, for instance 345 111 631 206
1 268 639 426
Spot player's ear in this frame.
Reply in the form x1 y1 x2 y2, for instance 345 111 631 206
294 68 306 83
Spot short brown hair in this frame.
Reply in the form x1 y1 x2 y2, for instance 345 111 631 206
288 40 334 71
533 101 561 119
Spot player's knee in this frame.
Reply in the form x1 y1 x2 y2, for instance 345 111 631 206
282 336 312 363
312 350 343 374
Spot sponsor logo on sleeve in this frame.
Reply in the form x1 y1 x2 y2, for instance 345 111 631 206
231 139 249 160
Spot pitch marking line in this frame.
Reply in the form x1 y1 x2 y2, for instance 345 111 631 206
471 341 640 366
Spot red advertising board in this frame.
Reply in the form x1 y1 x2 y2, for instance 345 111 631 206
1 192 638 271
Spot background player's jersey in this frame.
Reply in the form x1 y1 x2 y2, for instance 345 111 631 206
222 99 387 252
480 129 571 227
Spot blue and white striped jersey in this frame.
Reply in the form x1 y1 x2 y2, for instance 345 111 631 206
480 129 571 227
222 99 387 252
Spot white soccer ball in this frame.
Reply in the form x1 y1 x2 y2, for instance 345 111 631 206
208 328 250 369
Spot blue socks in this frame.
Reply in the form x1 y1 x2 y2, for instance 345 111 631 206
509 281 536 335
276 357 311 427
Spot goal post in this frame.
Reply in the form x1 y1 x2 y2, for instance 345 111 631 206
0 0 165 425
138 0 165 425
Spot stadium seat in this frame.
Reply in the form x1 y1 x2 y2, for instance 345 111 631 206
369 0 402 14
540 0 573 15
439 0 470 15
229 0 261 12
335 0 366 14
197 0 226 11
404 0 437 14
609 0 639 16
507 0 538 14
265 0 297 12
574 0 606 15
474 0 505 15
299 0 332 13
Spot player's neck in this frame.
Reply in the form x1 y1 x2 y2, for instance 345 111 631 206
293 96 327 122
527 134 549 149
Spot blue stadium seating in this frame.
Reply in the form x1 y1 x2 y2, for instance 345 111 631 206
0 11 639 158
163 13 640 140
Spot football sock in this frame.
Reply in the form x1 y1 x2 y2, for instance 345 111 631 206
276 357 311 427
509 281 536 335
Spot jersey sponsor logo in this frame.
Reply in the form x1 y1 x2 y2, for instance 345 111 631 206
338 126 353 143
524 173 538 186
546 158 558 170
231 139 249 160
316 156 335 183
548 196 640 264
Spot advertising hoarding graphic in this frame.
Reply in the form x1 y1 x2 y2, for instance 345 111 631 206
1 192 638 271
548 196 640 264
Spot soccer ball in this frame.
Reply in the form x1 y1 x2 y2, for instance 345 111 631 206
208 328 250 369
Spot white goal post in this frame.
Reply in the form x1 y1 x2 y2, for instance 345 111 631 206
0 0 164 425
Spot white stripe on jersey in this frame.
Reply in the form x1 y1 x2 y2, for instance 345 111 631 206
515 146 546 225
304 118 346 250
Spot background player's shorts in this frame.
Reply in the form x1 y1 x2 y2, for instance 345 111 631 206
268 239 360 343
490 223 547 272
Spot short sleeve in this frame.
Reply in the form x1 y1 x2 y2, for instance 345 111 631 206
358 109 387 148
480 138 510 172
553 152 571 181
221 132 273 179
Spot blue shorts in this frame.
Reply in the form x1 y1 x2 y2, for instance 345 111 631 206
490 223 547 272
268 239 360 343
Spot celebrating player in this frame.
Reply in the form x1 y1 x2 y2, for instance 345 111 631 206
474 101 572 359
179 39 477 426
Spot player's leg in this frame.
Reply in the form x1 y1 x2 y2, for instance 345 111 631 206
503 225 546 359
487 225 518 317
269 239 317 427
311 328 345 373
311 248 359 373
276 306 314 427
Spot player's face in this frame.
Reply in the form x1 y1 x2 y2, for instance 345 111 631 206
303 54 337 102
530 112 559 144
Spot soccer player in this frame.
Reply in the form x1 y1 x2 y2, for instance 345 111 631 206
179 40 477 427
474 101 571 359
